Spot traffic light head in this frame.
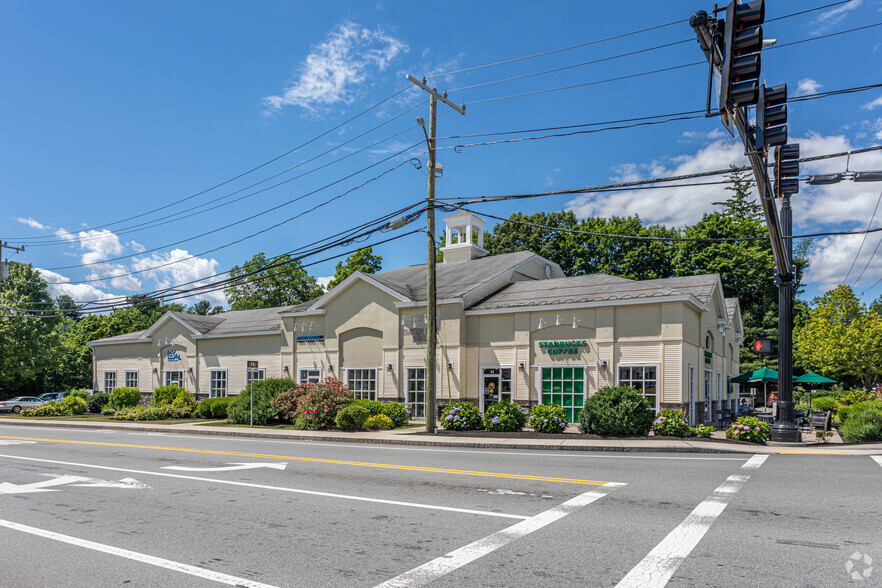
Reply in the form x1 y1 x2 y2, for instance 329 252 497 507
755 83 788 151
721 0 765 109
774 143 800 197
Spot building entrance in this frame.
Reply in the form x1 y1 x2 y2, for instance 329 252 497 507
481 367 512 410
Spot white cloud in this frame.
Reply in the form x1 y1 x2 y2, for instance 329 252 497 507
804 233 882 292
862 95 882 110
264 22 408 113
55 228 76 242
796 78 822 97
86 263 142 291
16 217 49 230
132 249 226 306
812 0 863 32
127 240 146 253
77 229 123 265
316 276 333 291
36 268 121 304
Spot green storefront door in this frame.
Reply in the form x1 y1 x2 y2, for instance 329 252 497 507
541 366 585 422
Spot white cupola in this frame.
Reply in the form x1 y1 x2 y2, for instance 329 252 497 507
440 211 488 263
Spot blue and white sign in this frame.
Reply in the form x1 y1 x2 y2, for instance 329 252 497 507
166 350 182 362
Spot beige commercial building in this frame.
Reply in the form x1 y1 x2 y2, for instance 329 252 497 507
90 212 743 425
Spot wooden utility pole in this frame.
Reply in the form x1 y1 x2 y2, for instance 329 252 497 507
405 75 465 433
0 241 26 282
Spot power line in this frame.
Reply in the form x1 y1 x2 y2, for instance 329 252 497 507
844 189 882 284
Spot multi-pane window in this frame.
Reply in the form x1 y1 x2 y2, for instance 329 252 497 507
541 367 585 423
124 370 138 389
245 368 266 388
407 368 426 418
165 370 183 387
618 365 658 411
299 368 321 384
347 368 377 401
210 370 227 398
104 371 117 393
704 370 713 422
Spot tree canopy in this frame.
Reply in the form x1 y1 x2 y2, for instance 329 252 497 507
326 247 382 290
224 253 323 310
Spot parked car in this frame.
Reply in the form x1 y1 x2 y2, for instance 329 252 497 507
38 392 65 402
0 396 47 413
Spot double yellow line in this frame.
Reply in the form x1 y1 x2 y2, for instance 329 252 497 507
0 435 610 486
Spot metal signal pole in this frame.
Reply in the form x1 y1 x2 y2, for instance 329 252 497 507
405 75 465 433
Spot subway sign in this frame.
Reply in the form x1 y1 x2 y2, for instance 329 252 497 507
539 340 588 355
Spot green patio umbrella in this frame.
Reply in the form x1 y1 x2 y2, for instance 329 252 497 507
794 372 838 385
730 368 778 409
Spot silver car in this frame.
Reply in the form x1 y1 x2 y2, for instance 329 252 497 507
0 396 47 414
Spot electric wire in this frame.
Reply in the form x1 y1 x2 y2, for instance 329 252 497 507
844 188 882 284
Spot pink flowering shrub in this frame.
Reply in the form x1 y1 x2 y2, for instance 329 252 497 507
725 415 770 444
273 378 352 430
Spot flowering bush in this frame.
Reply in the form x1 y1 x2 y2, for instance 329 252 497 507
483 401 527 432
349 399 409 427
725 416 770 444
440 402 483 431
691 424 715 438
651 409 691 437
271 378 351 430
528 404 569 433
578 386 655 436
364 414 394 430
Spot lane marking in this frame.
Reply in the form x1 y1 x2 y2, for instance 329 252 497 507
776 449 846 455
0 517 278 588
162 462 287 472
0 454 528 520
0 435 610 486
0 474 149 494
615 454 768 588
872 456 882 468
375 481 625 587
0 439 36 446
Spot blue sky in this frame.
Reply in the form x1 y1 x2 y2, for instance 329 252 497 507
2 0 882 310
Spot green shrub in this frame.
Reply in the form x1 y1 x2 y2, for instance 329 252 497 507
350 399 384 413
112 405 172 421
651 409 691 437
61 395 87 415
108 387 141 410
66 389 90 402
101 407 116 416
197 398 215 418
838 400 882 442
226 378 296 426
87 392 110 413
21 401 69 417
838 389 877 406
167 389 196 418
725 416 770 444
364 414 394 430
528 404 569 433
197 397 234 419
272 379 351 430
691 424 715 438
483 401 527 432
812 396 838 414
578 386 655 436
335 404 371 430
378 402 408 427
153 384 185 406
440 402 483 431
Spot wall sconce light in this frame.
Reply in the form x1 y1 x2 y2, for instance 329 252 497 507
599 360 609 368
447 361 454 370
293 324 298 332
555 314 562 326
401 315 407 326
309 321 314 331
518 361 526 370
152 367 158 374
188 367 193 374
283 365 290 373
387 363 394 372
537 318 547 329
328 363 334 371
572 317 580 329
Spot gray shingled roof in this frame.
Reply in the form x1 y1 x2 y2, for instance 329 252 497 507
370 250 536 301
90 329 148 344
469 273 719 311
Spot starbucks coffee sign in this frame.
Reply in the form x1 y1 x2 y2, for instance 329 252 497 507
539 340 588 355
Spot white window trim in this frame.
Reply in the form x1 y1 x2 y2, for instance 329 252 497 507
536 364 588 418
405 366 427 418
688 364 697 427
209 369 228 398
298 367 322 385
614 363 661 412
345 367 379 401
163 370 184 388
703 368 714 422
104 371 117 393
245 368 267 388
124 370 138 389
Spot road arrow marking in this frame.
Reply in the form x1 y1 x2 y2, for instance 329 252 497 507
0 440 37 446
0 474 149 494
161 462 287 472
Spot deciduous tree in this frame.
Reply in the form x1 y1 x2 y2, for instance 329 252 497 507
224 253 322 310
326 247 382 290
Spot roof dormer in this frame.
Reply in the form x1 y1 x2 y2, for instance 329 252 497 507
440 211 488 263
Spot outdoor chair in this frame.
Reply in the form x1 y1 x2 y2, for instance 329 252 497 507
809 411 831 433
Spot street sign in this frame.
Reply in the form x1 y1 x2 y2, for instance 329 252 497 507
247 361 258 369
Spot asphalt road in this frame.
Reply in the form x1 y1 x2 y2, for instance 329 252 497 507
0 424 878 587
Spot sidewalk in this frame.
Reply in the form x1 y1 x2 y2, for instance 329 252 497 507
1 417 881 455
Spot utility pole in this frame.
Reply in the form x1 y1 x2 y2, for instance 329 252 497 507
405 74 465 434
0 241 26 282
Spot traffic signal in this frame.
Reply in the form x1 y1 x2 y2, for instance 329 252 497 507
720 0 765 109
753 338 772 354
755 83 787 151
774 144 800 197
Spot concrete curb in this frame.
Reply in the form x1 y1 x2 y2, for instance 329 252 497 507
0 419 765 454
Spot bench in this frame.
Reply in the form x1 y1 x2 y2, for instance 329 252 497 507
810 411 831 432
